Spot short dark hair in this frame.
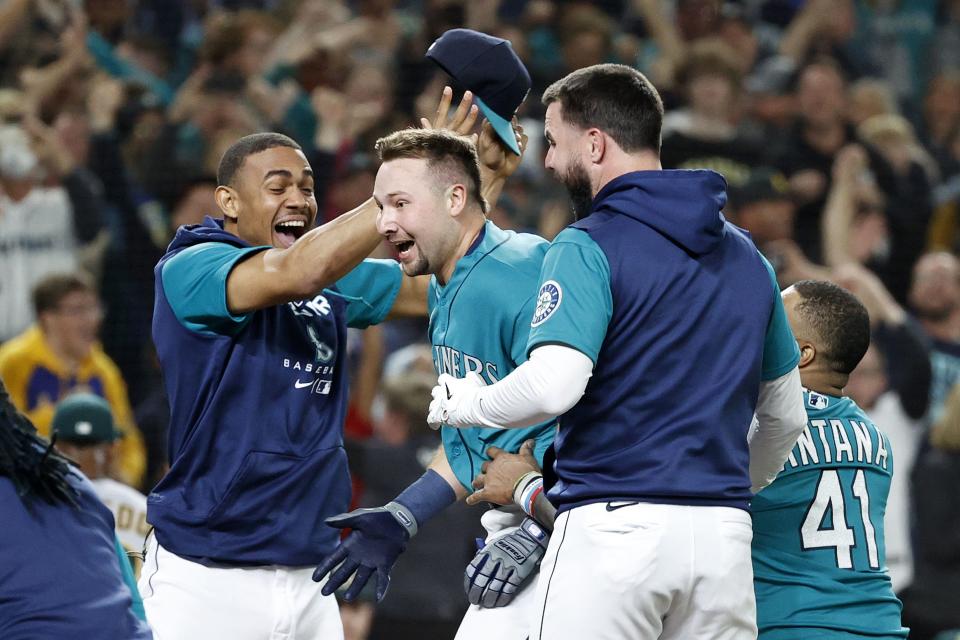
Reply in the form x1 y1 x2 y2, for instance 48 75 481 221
32 273 95 317
792 280 871 375
542 63 664 153
375 128 488 214
217 132 302 187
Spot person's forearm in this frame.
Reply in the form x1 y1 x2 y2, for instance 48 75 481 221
229 198 382 312
62 169 106 244
481 171 506 211
822 176 857 268
514 471 556 531
428 444 469 500
749 367 807 492
457 345 593 429
875 320 931 420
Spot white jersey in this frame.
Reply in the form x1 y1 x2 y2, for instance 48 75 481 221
92 477 150 552
0 187 78 341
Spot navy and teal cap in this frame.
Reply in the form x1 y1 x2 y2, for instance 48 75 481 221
426 28 531 155
52 393 122 444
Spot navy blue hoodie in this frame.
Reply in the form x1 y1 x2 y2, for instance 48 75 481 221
149 217 400 566
527 170 799 512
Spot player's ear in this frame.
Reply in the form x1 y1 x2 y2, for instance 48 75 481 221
446 183 468 218
797 342 816 369
586 128 605 164
216 185 240 224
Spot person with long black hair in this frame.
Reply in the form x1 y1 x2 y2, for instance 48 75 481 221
0 380 152 639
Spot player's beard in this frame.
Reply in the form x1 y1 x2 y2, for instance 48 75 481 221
559 158 593 220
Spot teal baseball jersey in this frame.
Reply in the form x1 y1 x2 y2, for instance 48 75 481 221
752 390 908 639
430 221 556 492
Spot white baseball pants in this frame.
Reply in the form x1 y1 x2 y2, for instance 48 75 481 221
139 533 343 640
530 501 758 640
455 506 541 640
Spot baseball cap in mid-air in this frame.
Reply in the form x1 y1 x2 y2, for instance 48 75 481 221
52 393 122 445
426 28 531 155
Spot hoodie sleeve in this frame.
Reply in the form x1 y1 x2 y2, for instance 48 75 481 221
526 228 612 365
161 243 268 334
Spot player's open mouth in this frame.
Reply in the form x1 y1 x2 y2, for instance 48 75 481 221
274 217 308 249
395 240 414 260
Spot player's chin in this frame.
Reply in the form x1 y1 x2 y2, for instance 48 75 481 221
398 245 428 276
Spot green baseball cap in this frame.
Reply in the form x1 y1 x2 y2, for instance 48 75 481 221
52 393 122 444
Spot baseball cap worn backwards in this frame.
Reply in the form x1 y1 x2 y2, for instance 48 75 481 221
52 394 122 444
427 28 531 155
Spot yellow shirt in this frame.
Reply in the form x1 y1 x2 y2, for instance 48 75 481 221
0 326 147 488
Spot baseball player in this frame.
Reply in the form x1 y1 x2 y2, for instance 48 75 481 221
429 63 809 639
51 393 150 559
138 132 428 640
752 280 908 639
0 380 151 638
312 117 560 638
471 281 910 640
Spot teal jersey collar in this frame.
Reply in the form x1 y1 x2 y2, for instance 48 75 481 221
433 221 509 297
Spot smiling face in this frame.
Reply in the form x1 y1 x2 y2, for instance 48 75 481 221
373 157 461 278
217 145 317 248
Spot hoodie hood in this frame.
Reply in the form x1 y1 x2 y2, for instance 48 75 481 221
591 170 727 256
166 216 251 255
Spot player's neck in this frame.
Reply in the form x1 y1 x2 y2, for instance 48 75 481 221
802 370 848 398
437 214 485 286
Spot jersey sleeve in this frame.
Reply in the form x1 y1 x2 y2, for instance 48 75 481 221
160 242 268 334
326 259 403 329
526 228 612 364
760 255 801 381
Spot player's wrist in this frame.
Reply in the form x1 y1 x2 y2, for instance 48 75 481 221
392 469 457 536
513 471 544 518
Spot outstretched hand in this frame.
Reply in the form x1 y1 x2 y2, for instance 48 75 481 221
312 505 412 602
420 85 479 136
467 440 541 506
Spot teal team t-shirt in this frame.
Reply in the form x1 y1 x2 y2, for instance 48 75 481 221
752 390 909 640
430 222 556 491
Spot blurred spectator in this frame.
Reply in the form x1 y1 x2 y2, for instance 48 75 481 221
837 262 932 591
846 344 922 592
899 381 960 639
726 167 795 247
345 352 483 640
0 115 105 342
932 0 960 77
52 393 149 564
0 379 151 638
847 77 899 128
774 58 856 261
0 273 145 488
908 253 960 424
661 39 765 188
851 0 938 104
921 72 960 178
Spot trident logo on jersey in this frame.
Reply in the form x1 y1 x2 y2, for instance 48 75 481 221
532 280 562 327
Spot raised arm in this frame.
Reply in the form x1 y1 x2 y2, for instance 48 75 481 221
226 198 381 313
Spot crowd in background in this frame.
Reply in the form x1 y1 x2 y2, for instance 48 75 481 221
0 0 959 637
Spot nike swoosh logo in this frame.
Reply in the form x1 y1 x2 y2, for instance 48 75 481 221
605 501 639 512
294 379 315 389
445 383 451 400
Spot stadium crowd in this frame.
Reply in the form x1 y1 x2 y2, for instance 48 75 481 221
0 0 958 637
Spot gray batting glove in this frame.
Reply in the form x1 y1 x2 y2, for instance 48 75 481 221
464 517 548 608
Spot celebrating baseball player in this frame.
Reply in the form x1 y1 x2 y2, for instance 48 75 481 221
428 63 809 639
138 131 427 639
752 280 908 639
313 30 558 640
471 281 910 640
